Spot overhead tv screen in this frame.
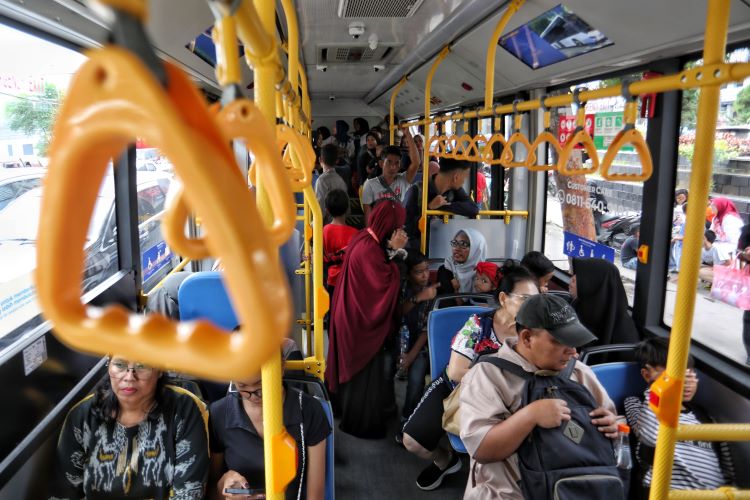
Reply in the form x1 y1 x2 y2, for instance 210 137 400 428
499 4 613 70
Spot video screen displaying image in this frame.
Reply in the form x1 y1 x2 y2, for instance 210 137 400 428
499 4 613 70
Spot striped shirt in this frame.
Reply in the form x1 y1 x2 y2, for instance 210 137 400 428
624 389 729 490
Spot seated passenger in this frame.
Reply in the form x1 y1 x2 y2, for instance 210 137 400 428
520 251 555 292
145 270 192 319
436 229 487 307
624 338 734 490
459 294 618 499
570 257 640 346
698 229 729 284
361 128 419 221
403 158 479 249
402 264 538 491
398 250 439 427
209 368 331 500
54 356 209 499
620 225 640 270
472 261 501 295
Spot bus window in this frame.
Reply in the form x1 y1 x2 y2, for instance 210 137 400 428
136 164 180 292
0 24 96 347
663 47 750 366
544 77 648 305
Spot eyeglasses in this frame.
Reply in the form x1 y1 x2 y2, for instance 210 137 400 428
228 382 262 401
450 239 470 249
508 293 534 302
109 360 154 379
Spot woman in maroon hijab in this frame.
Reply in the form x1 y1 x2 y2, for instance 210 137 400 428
326 200 408 438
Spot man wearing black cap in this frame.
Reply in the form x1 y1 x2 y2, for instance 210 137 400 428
458 294 618 500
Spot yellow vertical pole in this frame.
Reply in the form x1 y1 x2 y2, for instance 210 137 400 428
303 184 327 379
648 1 730 499
251 0 289 498
421 46 451 253
281 0 299 130
390 76 408 145
299 67 311 135
303 199 312 347
483 0 525 110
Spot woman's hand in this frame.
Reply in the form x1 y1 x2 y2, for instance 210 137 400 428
218 470 251 499
388 228 408 250
451 278 460 292
416 284 439 302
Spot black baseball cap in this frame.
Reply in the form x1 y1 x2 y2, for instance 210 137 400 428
515 294 597 347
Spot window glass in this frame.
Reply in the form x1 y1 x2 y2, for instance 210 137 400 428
0 25 121 348
544 76 648 305
663 48 750 366
135 149 180 292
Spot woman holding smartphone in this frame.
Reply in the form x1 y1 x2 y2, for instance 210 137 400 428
208 370 330 500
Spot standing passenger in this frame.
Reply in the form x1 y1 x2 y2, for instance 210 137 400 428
357 131 381 186
325 201 408 438
314 144 348 223
361 128 419 221
323 189 358 299
569 258 639 346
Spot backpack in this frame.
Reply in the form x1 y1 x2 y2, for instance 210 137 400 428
477 356 625 500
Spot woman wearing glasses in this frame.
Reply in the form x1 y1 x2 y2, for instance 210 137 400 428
402 263 538 491
437 229 487 295
54 357 209 499
208 372 330 500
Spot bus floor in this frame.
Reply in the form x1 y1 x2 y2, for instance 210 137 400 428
334 378 470 498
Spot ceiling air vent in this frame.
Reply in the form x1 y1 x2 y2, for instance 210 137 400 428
338 0 426 18
318 44 400 64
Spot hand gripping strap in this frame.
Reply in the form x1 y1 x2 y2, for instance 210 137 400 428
36 47 291 381
527 131 562 171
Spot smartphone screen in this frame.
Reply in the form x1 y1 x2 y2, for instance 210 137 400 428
224 487 265 498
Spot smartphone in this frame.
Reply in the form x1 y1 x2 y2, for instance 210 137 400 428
224 487 265 498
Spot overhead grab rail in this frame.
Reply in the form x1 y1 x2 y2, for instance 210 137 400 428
35 1 292 382
500 99 535 168
600 79 653 182
527 94 561 171
557 88 599 176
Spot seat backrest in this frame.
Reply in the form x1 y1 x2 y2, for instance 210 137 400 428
427 306 489 380
591 362 647 414
178 271 239 330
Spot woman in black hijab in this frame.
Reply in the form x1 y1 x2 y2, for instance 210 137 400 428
570 258 639 345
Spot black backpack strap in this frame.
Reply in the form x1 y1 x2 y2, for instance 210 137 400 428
475 355 532 380
377 175 399 199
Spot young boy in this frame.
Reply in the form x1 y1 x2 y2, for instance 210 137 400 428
624 338 733 490
698 229 729 284
398 251 439 433
322 189 358 299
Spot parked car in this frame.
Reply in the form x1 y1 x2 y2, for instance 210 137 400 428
0 171 178 293
0 168 45 211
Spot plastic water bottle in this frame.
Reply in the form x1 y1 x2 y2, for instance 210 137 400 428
396 324 410 379
614 423 632 470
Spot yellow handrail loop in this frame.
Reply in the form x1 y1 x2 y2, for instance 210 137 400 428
465 133 486 162
453 133 474 161
528 94 562 171
558 88 599 176
501 99 535 168
600 79 654 182
278 124 315 190
37 45 290 380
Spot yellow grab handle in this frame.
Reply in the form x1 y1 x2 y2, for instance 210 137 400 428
464 134 486 162
500 132 535 168
527 131 562 171
482 133 508 165
600 100 653 182
427 135 441 157
163 99 296 254
437 135 449 158
453 134 474 161
37 47 291 381
600 128 653 182
278 125 314 190
557 130 599 176
445 134 459 159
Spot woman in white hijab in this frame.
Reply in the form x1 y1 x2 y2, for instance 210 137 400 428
436 228 488 299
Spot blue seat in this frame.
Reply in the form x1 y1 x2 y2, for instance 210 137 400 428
178 271 239 329
590 362 647 414
427 305 488 454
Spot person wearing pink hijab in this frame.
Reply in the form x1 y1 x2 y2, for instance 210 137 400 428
325 200 408 438
709 197 744 261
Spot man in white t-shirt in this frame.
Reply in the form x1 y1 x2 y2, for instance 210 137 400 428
361 128 419 222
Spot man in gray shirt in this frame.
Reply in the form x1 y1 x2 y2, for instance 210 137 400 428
361 127 419 222
315 143 349 223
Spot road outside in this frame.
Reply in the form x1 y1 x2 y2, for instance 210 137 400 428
545 196 748 366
